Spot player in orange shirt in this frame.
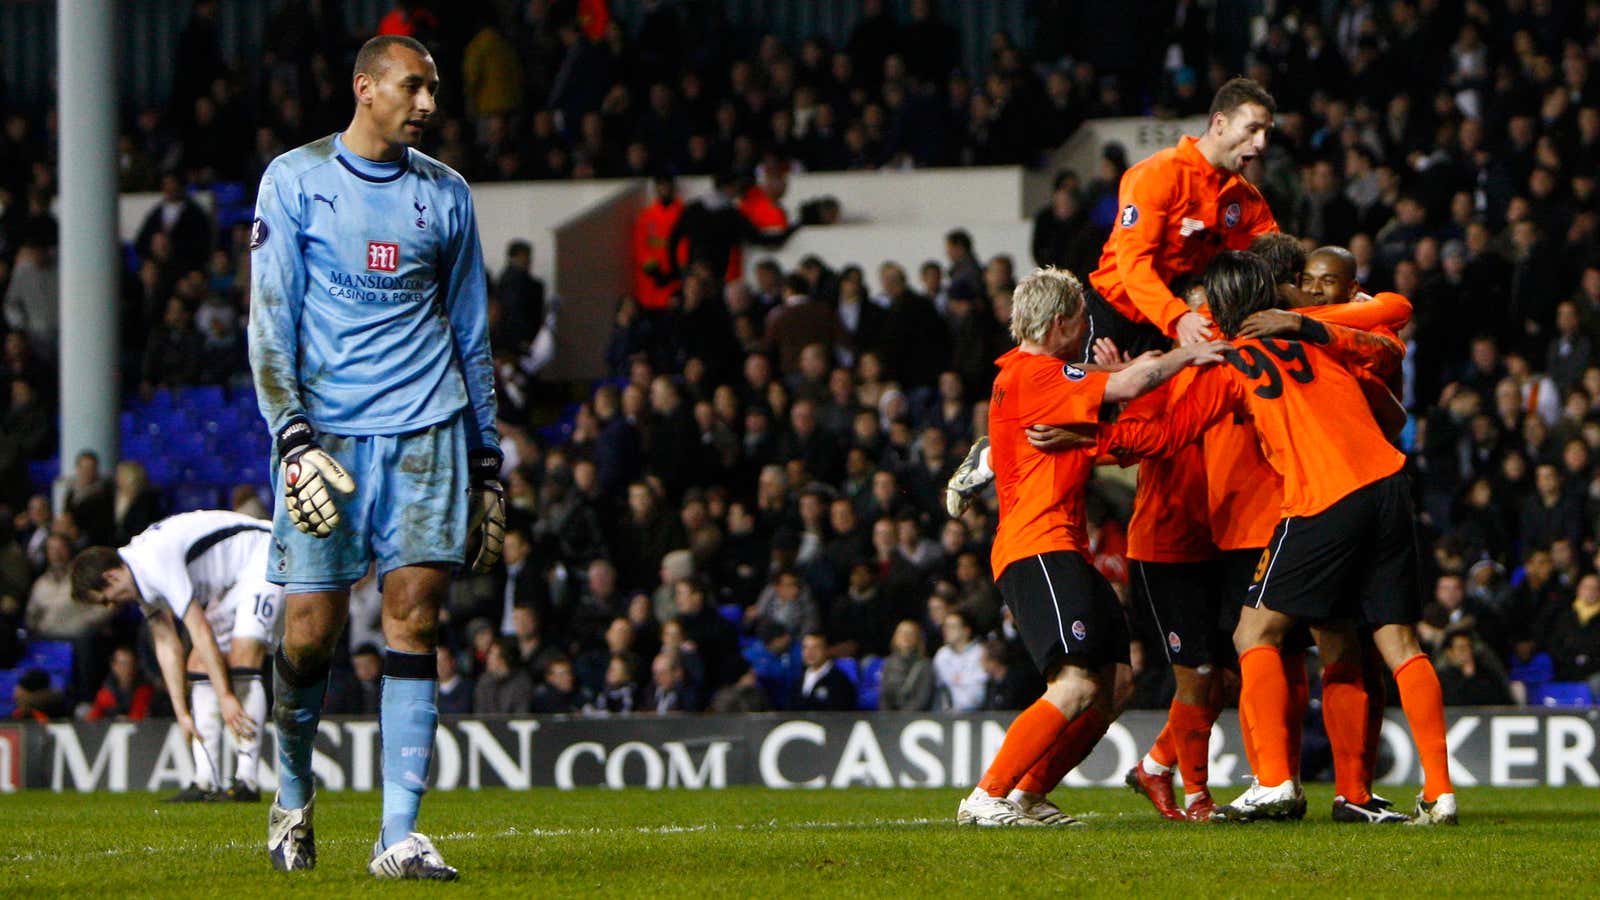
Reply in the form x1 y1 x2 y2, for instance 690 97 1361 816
954 267 1228 827
1106 251 1458 826
1085 77 1279 354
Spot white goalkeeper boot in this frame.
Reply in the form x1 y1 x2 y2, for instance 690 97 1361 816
369 832 460 881
267 791 316 872
945 436 993 516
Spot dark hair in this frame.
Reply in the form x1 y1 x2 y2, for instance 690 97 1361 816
945 228 973 252
1203 251 1277 337
69 546 122 603
783 273 810 295
354 34 431 82
1209 76 1276 119
1248 232 1306 286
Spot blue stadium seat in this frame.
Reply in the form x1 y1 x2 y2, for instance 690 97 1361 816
718 603 743 629
0 669 18 717
170 484 219 512
177 385 226 410
858 656 885 710
23 640 73 676
26 459 59 493
1532 682 1595 707
210 181 246 205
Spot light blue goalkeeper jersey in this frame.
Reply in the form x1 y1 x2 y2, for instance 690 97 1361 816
247 133 497 451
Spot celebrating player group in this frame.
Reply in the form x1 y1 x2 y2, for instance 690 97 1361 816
947 76 1457 827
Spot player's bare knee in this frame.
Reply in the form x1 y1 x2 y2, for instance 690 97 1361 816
1372 624 1423 670
1173 664 1213 704
1042 664 1098 718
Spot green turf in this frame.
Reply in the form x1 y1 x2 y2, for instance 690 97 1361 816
1 785 1594 897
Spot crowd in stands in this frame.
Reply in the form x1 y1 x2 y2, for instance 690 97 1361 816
7 1 1600 721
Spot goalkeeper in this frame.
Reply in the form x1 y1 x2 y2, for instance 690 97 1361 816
247 34 503 880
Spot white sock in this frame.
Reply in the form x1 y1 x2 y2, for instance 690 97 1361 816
1141 754 1170 777
977 446 993 478
190 676 223 790
233 670 266 790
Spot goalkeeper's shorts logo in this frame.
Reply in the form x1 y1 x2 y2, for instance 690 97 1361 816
1254 548 1271 583
250 217 269 250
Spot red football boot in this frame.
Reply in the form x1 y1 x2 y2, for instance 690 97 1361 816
1124 765 1186 820
1184 788 1216 822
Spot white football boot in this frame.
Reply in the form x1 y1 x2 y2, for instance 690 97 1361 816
1406 792 1459 826
267 791 316 871
1210 779 1301 823
956 787 1043 827
1008 790 1086 827
369 832 460 880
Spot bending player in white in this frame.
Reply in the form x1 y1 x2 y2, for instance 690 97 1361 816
70 510 281 800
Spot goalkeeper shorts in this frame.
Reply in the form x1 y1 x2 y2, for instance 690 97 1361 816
267 414 469 591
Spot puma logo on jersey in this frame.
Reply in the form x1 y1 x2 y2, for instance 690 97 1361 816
1179 217 1207 237
313 194 337 213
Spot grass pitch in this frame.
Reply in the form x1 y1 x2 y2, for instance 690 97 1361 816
1 785 1595 897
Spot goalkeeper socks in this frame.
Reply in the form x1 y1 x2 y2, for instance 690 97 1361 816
380 649 439 850
1284 651 1310 779
1362 653 1387 789
1394 653 1454 802
233 667 266 790
977 698 1068 797
273 648 329 811
189 674 223 790
1238 645 1292 787
1168 700 1213 792
1016 706 1109 795
1321 661 1372 804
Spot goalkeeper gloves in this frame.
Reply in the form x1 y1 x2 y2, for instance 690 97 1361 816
466 447 506 573
276 417 356 538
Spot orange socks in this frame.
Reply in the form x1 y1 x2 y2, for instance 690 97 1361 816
1169 700 1215 791
1284 652 1309 778
1362 654 1387 787
1148 720 1178 769
1239 645 1293 786
979 698 1070 797
1394 653 1454 801
1017 707 1110 795
1321 661 1372 804
1237 696 1261 779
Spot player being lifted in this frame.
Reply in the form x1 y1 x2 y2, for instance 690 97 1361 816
1107 252 1456 825
955 266 1228 826
248 35 505 878
70 510 280 801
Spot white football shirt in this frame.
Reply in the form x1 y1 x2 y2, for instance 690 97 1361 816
119 510 272 620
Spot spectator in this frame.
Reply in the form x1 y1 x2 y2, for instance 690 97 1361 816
3 244 59 353
879 619 934 710
494 240 546 354
510 605 561 682
1435 631 1514 706
111 461 163 544
436 646 475 716
461 11 523 126
0 381 51 508
979 638 1030 711
474 637 534 715
63 451 113 547
496 528 551 634
11 669 69 721
766 273 841 376
749 568 821 641
531 656 589 713
1547 301 1592 393
142 297 203 393
86 646 155 721
709 656 771 713
1031 173 1100 277
828 561 891 659
790 631 857 711
134 173 211 273
1520 463 1584 552
633 174 684 311
643 650 701 713
932 608 986 711
329 644 383 715
587 652 640 715
1541 573 1600 697
25 534 111 643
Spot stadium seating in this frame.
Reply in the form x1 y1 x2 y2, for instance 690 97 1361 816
718 604 743 629
857 657 885 711
1530 682 1595 708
